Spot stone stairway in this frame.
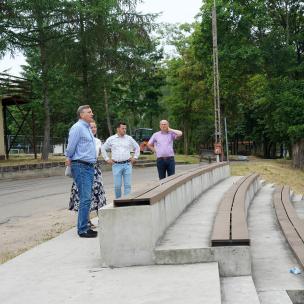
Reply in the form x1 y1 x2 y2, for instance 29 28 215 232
154 176 261 304
248 183 304 304
154 177 304 304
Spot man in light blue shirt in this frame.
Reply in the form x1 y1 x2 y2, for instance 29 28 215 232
65 105 97 238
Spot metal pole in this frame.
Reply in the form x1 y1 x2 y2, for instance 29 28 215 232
212 0 222 163
224 117 229 162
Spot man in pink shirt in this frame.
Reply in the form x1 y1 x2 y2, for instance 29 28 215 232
147 120 183 180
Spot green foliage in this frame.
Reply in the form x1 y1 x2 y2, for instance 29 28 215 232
1 0 164 150
159 0 303 160
2 0 303 163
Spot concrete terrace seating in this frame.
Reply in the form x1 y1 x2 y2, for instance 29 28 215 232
211 173 260 246
99 162 230 267
273 185 304 268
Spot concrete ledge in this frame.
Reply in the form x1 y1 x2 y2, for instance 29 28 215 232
154 246 251 277
0 159 160 180
99 163 230 267
0 161 66 180
258 290 293 304
0 160 131 180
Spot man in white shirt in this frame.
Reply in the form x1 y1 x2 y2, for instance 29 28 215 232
101 121 140 198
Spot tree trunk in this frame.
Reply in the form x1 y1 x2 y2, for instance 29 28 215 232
149 113 153 129
80 12 89 103
292 139 304 169
104 87 112 136
40 43 50 161
271 143 276 158
280 144 283 158
236 135 239 154
183 122 189 155
263 139 270 158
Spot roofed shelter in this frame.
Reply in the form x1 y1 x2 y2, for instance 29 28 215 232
0 73 36 160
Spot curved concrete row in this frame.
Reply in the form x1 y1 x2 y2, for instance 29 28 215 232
99 162 230 267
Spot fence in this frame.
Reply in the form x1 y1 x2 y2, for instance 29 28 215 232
6 135 66 155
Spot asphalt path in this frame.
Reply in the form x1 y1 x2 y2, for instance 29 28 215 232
0 164 200 225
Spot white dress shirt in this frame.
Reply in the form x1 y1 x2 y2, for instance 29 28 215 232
94 137 102 158
101 134 140 162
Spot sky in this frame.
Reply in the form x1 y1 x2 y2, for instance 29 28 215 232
0 0 202 76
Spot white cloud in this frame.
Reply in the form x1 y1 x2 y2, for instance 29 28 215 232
138 0 202 23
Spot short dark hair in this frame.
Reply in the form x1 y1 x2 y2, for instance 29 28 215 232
77 105 91 118
116 121 127 128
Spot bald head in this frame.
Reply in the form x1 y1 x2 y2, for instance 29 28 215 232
160 120 169 132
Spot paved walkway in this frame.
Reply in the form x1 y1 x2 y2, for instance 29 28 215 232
0 219 221 304
1 175 304 304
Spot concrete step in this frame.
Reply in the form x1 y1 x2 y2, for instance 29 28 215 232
154 176 252 276
291 191 303 202
289 189 304 220
292 200 304 220
258 291 293 304
221 276 260 304
247 183 304 304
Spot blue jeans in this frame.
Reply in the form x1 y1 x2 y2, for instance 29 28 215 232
112 162 132 198
157 157 175 180
71 162 94 234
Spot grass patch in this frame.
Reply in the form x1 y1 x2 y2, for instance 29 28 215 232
230 159 304 195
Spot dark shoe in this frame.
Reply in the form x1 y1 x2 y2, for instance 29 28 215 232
78 229 98 238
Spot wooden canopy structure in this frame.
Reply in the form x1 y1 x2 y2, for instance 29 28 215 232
0 73 36 159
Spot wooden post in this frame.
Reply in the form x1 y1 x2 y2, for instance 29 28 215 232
0 101 6 160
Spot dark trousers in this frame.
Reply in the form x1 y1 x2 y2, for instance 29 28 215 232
156 157 175 180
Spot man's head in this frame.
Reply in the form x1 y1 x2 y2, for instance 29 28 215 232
116 121 127 136
160 120 169 132
77 105 94 123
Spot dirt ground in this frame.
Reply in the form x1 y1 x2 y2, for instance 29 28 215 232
0 210 76 264
0 192 115 264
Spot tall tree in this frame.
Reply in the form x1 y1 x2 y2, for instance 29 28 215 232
3 0 73 160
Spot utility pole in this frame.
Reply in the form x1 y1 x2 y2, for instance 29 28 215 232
212 0 222 162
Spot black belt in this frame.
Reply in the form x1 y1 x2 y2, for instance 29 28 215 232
113 159 130 164
71 160 95 166
157 156 174 160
